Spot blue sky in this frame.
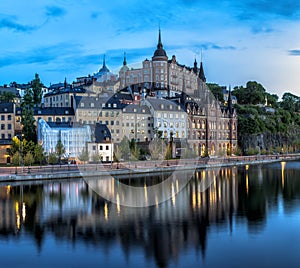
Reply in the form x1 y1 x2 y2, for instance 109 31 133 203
0 0 300 97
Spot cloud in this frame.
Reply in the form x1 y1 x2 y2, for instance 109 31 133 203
288 49 300 56
0 43 82 68
0 17 37 32
45 6 67 18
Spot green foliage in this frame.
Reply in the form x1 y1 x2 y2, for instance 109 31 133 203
24 152 34 166
0 91 16 102
245 147 260 156
9 136 21 156
22 87 34 108
118 136 131 160
12 152 21 166
78 148 89 163
91 151 102 162
21 107 36 142
31 73 43 106
206 83 225 103
48 152 58 165
55 139 65 161
280 92 300 112
149 139 164 160
34 145 45 165
233 81 266 105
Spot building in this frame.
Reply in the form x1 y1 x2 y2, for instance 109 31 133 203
38 119 91 158
117 29 237 156
0 139 12 164
142 97 187 140
93 55 118 83
0 102 15 140
119 29 203 97
87 123 113 162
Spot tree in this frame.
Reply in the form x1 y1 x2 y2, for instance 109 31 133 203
24 152 34 166
34 144 45 165
0 91 16 102
55 139 65 163
233 81 266 105
9 136 21 156
78 148 89 163
48 153 58 165
118 136 131 160
21 108 36 142
207 83 224 103
280 92 300 112
22 86 33 108
31 73 43 106
91 151 102 162
149 139 164 160
129 138 140 160
12 152 21 166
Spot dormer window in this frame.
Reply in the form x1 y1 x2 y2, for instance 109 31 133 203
91 103 94 107
80 103 84 107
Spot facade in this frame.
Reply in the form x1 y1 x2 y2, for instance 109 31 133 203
142 97 187 140
117 29 237 156
0 102 15 140
38 119 91 158
87 123 113 162
119 29 204 98
0 139 12 164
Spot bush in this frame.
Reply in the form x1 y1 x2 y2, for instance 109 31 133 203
24 152 34 166
48 153 58 165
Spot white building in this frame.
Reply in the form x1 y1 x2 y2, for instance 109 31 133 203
38 119 91 158
142 98 187 140
87 124 113 162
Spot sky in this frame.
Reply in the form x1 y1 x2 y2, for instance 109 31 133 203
0 0 300 98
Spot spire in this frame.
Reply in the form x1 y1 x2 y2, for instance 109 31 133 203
228 85 233 115
158 27 163 49
103 54 106 68
123 52 127 66
64 77 67 89
99 54 109 73
152 28 168 61
181 75 187 104
193 57 198 74
199 61 206 82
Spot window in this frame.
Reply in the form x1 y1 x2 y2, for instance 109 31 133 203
91 103 94 107
1 115 4 120
111 121 114 125
1 124 5 130
116 121 120 125
7 124 11 130
1 134 4 139
92 145 96 150
8 134 11 139
7 115 12 120
80 103 84 107
105 121 109 125
106 145 109 150
100 145 103 150
116 129 120 134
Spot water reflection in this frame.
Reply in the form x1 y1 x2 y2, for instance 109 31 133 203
0 161 300 267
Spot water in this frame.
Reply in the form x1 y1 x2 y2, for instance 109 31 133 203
0 161 300 268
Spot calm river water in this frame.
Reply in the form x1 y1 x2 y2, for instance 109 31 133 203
0 161 300 268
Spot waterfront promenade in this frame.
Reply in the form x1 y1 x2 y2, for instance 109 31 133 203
0 153 300 182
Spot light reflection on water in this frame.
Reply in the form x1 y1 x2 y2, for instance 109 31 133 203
0 161 300 268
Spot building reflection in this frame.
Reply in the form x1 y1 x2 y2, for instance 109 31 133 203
0 161 300 267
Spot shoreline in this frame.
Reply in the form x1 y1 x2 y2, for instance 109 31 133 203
0 153 300 183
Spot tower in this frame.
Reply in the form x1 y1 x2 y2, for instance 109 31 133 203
152 28 168 62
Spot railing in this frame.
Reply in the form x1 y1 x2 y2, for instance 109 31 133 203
1 153 300 177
